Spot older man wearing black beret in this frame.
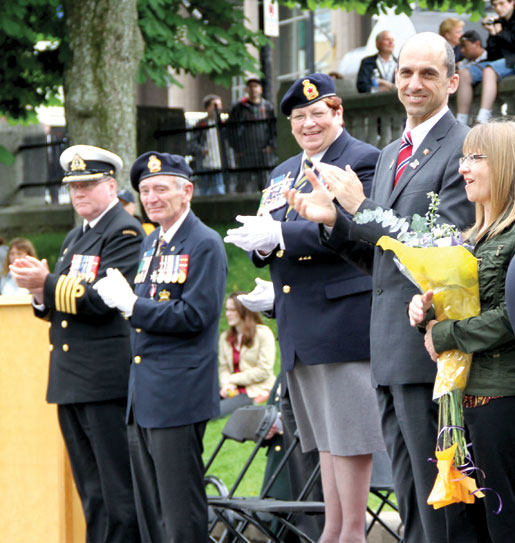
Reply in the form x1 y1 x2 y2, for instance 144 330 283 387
94 152 227 543
225 73 384 543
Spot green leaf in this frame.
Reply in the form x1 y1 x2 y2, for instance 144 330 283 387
0 146 16 166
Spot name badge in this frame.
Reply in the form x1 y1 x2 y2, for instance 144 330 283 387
257 172 294 215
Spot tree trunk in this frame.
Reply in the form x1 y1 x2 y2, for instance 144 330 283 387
62 0 144 187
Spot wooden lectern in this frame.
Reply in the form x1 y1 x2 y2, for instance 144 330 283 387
0 296 86 542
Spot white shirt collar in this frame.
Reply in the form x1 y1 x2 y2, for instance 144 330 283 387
159 205 191 243
83 198 119 231
405 106 449 154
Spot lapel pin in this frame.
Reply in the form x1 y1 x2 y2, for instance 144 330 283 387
409 159 420 169
423 148 430 155
389 159 395 169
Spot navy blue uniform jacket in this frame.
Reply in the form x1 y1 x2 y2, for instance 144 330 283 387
253 129 379 372
128 210 227 428
36 202 145 404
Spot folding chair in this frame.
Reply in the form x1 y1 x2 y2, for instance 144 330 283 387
210 450 402 543
204 404 279 540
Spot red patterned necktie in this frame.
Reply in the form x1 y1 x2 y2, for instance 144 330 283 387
394 131 413 186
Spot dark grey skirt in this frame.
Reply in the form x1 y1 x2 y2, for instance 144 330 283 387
287 360 385 456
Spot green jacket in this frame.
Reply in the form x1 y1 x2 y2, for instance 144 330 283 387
432 223 515 396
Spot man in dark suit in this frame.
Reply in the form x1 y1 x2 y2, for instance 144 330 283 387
11 144 143 542
357 30 397 93
225 73 384 542
286 34 487 543
94 152 227 543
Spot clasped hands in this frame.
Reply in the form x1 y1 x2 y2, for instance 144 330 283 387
93 268 137 317
408 290 440 362
9 255 50 303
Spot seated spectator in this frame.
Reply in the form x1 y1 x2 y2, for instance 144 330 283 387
457 0 515 125
356 31 397 93
0 238 37 295
458 30 488 68
439 17 465 62
218 292 276 417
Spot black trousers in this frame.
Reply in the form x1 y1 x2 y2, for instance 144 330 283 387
58 400 139 543
127 420 208 543
465 396 515 543
377 384 487 543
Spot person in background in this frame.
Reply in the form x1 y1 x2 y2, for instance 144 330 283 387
458 30 488 69
10 144 143 543
218 291 276 417
409 121 515 543
439 17 465 62
456 0 515 125
0 238 37 295
229 77 276 190
118 188 155 235
356 31 397 93
193 94 226 196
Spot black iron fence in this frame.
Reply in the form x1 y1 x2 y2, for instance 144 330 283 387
14 115 278 203
17 133 69 204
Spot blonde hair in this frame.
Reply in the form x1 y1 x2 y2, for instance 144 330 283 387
463 121 515 242
439 17 464 37
3 237 37 275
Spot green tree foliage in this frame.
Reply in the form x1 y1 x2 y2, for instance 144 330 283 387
0 0 269 121
293 0 487 18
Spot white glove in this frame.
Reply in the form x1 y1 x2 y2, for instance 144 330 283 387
224 212 283 252
238 278 275 312
93 268 137 317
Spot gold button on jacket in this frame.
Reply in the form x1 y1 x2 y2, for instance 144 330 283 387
134 356 142 364
282 285 291 294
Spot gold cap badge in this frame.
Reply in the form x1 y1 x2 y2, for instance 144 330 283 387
70 154 87 172
302 80 319 101
147 155 162 173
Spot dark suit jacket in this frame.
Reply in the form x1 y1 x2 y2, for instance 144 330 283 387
324 111 475 386
37 202 145 404
128 210 227 428
253 129 379 372
357 54 397 93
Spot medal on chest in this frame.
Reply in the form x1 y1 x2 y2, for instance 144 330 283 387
69 254 100 282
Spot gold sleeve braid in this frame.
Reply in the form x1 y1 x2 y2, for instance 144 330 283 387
55 275 86 314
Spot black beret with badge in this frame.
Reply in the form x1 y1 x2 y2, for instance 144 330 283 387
280 73 337 116
130 151 193 191
60 144 123 183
